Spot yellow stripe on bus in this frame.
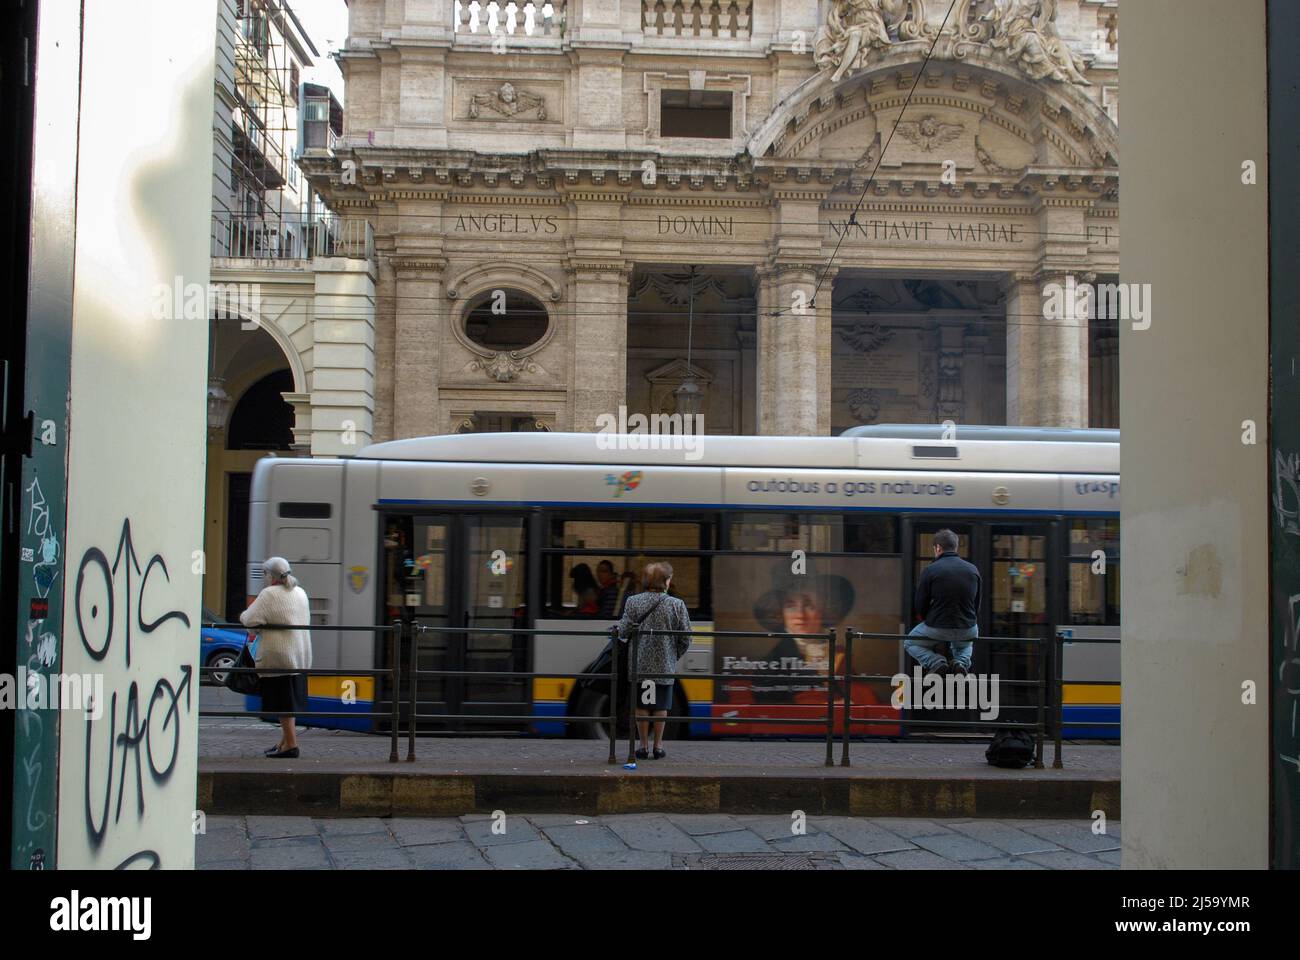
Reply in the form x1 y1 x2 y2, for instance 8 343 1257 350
308 676 374 701
534 678 574 703
1063 683 1120 705
533 677 715 706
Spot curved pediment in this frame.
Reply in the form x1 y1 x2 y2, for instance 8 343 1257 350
750 45 1118 198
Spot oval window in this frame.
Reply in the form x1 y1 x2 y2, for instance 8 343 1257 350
463 290 549 352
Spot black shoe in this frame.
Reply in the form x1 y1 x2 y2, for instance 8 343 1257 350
635 747 648 760
652 749 666 760
930 659 950 677
265 745 282 756
951 660 970 676
267 747 299 759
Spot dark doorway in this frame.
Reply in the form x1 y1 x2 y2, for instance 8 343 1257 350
225 473 253 621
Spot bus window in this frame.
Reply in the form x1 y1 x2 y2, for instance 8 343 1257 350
729 514 898 554
550 519 623 550
1066 518 1120 625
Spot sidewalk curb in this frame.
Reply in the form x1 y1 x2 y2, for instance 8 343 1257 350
199 770 1119 819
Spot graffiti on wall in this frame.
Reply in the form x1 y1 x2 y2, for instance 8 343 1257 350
73 518 193 869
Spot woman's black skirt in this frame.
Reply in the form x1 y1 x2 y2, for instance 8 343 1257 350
259 673 308 717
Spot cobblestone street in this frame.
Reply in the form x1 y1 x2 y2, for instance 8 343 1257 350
197 814 1122 870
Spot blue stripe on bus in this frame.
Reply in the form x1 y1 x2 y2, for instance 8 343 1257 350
378 498 1119 517
690 701 712 738
1061 704 1120 740
532 701 567 736
243 694 375 733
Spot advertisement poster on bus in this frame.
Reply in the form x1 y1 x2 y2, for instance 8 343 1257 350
710 556 902 736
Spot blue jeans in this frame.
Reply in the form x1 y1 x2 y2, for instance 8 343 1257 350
904 622 977 670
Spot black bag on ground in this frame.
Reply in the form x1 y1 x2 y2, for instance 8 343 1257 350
225 641 262 696
986 729 1034 768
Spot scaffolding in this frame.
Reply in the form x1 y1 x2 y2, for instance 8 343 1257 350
222 0 308 258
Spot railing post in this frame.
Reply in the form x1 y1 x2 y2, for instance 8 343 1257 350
388 623 400 763
607 625 620 765
824 628 836 767
407 619 419 762
840 628 854 767
1034 635 1046 769
1053 631 1065 768
626 633 639 765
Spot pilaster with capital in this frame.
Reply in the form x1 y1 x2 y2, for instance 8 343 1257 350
391 255 447 439
757 261 833 436
565 259 630 432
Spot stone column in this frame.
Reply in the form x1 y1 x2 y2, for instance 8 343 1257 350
757 262 829 435
310 257 377 455
1001 272 1041 426
391 256 446 439
567 261 629 432
1037 270 1089 428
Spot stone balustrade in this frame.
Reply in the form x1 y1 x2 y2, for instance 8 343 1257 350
642 0 753 40
453 0 564 37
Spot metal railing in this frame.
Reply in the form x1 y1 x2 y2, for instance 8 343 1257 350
199 620 404 762
211 214 374 261
200 620 1110 770
1052 629 1122 768
839 629 1050 769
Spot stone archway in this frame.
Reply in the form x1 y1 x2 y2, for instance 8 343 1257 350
744 15 1119 432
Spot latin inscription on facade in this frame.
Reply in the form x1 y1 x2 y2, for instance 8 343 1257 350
452 213 559 234
826 217 1026 244
656 215 735 236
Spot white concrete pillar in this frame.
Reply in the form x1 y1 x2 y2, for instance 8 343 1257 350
310 257 377 455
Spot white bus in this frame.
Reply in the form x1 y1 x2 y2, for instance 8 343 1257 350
244 426 1120 739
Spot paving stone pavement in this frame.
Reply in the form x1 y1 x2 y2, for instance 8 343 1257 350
197 815 1121 870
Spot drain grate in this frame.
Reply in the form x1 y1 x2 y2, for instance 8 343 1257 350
673 853 842 871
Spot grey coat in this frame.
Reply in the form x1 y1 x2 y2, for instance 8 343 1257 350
618 590 692 682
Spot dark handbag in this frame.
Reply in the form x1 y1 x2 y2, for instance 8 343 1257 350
225 640 262 696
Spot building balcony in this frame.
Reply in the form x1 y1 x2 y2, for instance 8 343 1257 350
211 215 374 265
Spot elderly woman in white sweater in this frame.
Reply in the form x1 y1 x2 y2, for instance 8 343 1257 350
240 556 312 759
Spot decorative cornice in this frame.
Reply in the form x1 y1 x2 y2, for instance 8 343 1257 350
564 261 631 280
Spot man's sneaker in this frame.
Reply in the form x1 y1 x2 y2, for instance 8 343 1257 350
951 660 970 676
930 659 950 676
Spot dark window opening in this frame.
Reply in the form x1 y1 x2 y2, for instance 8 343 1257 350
463 290 549 351
660 90 733 139
278 502 332 519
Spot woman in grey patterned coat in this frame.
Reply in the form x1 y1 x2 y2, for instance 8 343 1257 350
618 561 692 760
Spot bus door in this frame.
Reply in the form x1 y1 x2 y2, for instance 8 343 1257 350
454 514 530 728
904 521 980 730
985 522 1052 728
383 512 530 731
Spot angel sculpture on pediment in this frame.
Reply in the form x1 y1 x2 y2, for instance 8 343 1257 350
814 0 902 83
982 0 1090 85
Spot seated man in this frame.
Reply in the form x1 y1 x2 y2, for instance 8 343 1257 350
905 529 980 676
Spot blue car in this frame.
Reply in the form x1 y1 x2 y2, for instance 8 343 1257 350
200 607 247 686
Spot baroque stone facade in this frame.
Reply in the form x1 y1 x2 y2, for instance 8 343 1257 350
301 0 1120 439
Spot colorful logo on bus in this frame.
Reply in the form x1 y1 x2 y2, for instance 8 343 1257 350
348 565 369 594
605 470 643 497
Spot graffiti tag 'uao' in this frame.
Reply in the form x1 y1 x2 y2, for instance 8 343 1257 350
76 518 193 869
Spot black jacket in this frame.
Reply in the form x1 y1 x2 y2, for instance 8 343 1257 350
915 551 981 629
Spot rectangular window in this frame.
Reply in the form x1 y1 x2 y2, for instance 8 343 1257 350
660 90 733 139
730 513 898 554
278 501 331 519
1065 518 1120 625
